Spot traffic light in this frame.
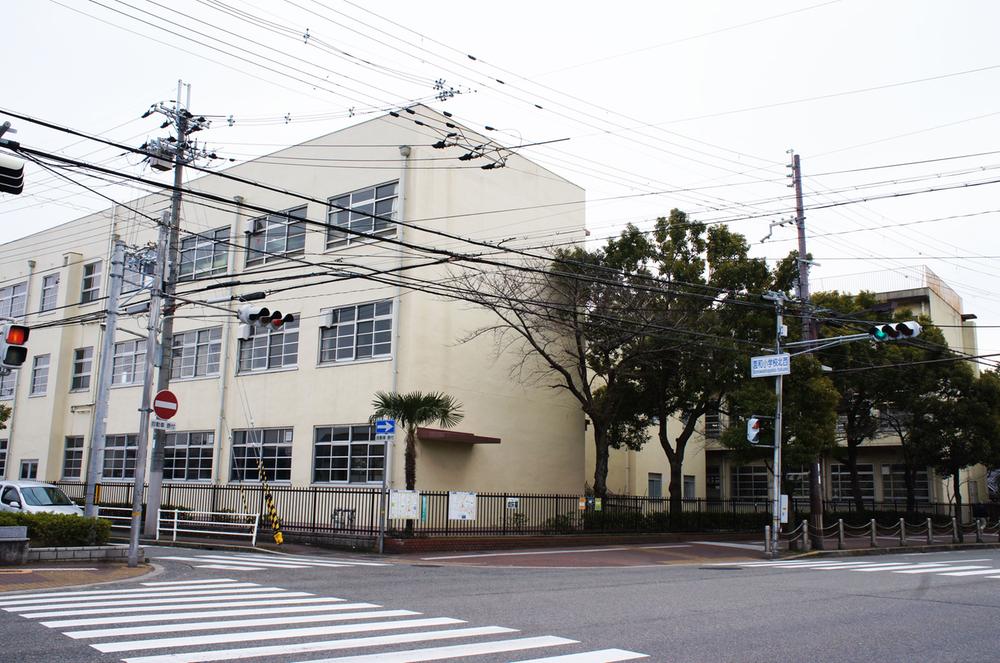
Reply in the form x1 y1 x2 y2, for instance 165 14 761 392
236 305 294 339
0 324 30 368
747 416 761 444
0 154 24 195
869 321 922 342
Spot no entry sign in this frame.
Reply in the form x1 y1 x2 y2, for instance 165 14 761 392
153 389 179 420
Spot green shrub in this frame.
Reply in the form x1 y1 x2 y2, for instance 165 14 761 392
0 511 111 546
542 513 577 534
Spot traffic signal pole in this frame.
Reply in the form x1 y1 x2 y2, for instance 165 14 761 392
762 292 786 558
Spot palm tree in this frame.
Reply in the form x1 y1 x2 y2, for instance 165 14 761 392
370 390 464 491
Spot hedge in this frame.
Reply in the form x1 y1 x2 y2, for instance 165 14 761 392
0 511 111 547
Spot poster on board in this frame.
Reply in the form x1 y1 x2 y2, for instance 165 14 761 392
447 491 477 520
389 490 421 520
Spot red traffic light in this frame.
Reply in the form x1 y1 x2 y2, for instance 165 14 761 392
5 325 28 345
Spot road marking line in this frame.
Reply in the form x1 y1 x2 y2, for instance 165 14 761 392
852 563 954 572
0 587 290 608
158 556 317 569
293 635 577 662
66 609 422 638
0 583 260 604
42 602 381 628
690 541 765 551
18 593 319 618
422 548 625 560
121 626 518 663
140 579 240 586
513 649 649 662
224 553 386 567
178 554 350 568
936 568 1000 576
893 565 990 574
636 545 692 550
93 617 466 653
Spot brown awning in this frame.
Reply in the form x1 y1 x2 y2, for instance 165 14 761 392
416 427 501 445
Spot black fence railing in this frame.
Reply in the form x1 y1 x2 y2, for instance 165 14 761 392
56 482 997 544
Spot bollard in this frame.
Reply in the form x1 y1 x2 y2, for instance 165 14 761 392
952 517 959 543
837 519 845 550
927 518 933 545
802 519 811 552
764 525 771 555
898 518 906 546
870 518 878 547
977 518 984 544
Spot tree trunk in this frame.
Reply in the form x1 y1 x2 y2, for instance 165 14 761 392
592 423 610 498
404 428 417 537
953 468 964 542
662 412 697 521
846 441 864 513
904 465 917 514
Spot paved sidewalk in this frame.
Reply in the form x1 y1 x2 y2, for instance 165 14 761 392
0 562 154 593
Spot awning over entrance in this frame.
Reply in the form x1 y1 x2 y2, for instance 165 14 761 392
416 427 501 445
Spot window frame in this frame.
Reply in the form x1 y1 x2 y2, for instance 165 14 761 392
647 472 663 499
111 339 146 386
102 434 138 480
245 206 306 268
0 282 27 319
237 318 299 374
71 346 93 391
62 436 84 480
179 226 230 281
30 354 50 396
830 463 876 501
0 439 8 479
81 261 102 304
230 428 293 483
326 181 399 249
318 300 393 365
19 459 38 480
730 465 770 500
171 327 222 380
882 463 931 503
0 372 15 401
40 273 60 312
163 431 215 482
312 425 385 485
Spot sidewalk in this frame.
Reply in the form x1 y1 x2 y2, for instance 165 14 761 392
0 561 154 594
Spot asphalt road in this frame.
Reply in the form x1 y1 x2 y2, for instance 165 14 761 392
2 545 1000 662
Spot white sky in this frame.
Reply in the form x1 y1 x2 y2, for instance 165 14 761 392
4 0 1000 358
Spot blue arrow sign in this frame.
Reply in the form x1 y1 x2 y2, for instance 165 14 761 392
375 419 396 435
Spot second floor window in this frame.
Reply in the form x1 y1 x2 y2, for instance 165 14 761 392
0 372 15 400
0 282 27 318
30 354 49 396
81 261 102 304
40 274 59 312
319 301 392 363
71 347 93 390
171 327 222 379
327 181 398 248
246 207 306 267
238 319 298 373
112 339 145 385
179 227 229 281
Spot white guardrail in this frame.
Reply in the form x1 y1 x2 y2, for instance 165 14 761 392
95 505 133 530
156 508 260 546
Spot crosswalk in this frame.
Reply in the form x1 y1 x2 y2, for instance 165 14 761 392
714 557 1000 580
152 550 389 572
0 578 648 662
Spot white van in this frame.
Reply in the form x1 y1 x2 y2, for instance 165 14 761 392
0 481 84 516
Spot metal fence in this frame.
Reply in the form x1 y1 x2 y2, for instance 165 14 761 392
56 481 997 544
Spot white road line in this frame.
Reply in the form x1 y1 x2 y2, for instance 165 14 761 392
513 649 649 662
196 565 298 571
2 587 293 609
0 583 261 604
295 635 577 662
158 556 316 569
179 554 351 568
936 568 1000 576
121 626 518 663
42 602 381 628
761 561 884 569
690 541 765 551
421 548 625 560
636 545 691 550
93 617 466 653
811 563 912 570
19 593 320 618
893 565 990 574
224 553 387 567
852 563 954 572
141 579 240 586
66 609 421 638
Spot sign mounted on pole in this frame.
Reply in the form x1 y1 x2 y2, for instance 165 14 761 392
152 389 179 419
374 419 396 440
750 353 791 378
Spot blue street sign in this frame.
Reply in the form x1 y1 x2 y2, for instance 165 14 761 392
375 419 396 435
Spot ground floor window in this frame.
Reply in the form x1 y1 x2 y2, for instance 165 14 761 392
62 437 84 479
0 439 7 477
164 431 214 481
103 434 137 480
313 425 383 483
830 463 875 501
683 475 696 500
786 464 811 499
882 464 930 503
19 459 37 480
731 465 769 500
647 472 663 499
230 428 292 482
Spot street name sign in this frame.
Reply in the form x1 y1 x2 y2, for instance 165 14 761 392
750 353 791 378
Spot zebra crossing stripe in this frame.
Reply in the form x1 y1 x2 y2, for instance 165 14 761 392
852 563 954 572
513 649 649 662
93 617 467 653
227 553 386 567
0 584 262 606
187 555 350 568
121 626 520 663
937 568 1000 576
292 635 577 663
41 602 381 628
2 587 293 609
19 593 318 618
159 556 319 569
141 579 241 586
893 565 990 574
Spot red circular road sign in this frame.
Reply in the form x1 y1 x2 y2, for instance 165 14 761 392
153 389 179 420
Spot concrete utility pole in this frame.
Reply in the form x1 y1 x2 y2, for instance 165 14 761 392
762 291 786 557
790 151 825 548
84 240 126 517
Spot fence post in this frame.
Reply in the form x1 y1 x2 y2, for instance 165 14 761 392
837 519 844 550
251 513 259 546
802 519 811 552
898 518 905 546
926 518 933 545
764 525 771 555
155 508 161 541
870 519 877 547
172 509 178 542
951 517 959 543
976 518 984 543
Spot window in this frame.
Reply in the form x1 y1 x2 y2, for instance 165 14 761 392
830 463 875 501
19 459 38 480
786 464 810 499
122 252 154 293
40 274 59 312
62 436 84 480
30 354 49 396
81 261 102 303
647 472 663 499
230 428 292 482
238 319 298 373
703 407 722 439
0 439 7 478
245 207 306 267
313 425 384 484
319 301 392 363
706 465 721 500
171 327 222 379
0 282 27 318
327 181 398 248
0 372 15 400
164 431 214 481
71 347 93 391
731 465 769 500
683 475 696 500
882 464 930 503
112 339 146 385
103 434 137 480
179 227 229 281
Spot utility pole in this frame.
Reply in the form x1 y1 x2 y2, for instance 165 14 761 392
789 151 825 548
142 81 210 536
84 240 126 517
762 291 786 557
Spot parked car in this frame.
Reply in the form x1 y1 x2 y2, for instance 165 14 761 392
0 481 84 516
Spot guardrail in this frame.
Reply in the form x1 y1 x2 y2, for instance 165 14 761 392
156 508 260 546
96 505 132 530
766 517 1000 554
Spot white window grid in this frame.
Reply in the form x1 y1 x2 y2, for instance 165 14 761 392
81 261 102 304
40 274 59 312
0 439 6 478
882 464 931 502
319 300 392 363
0 282 27 318
730 465 770 500
19 459 37 480
326 181 398 248
230 428 292 482
164 431 214 481
30 354 49 396
0 372 15 400
246 207 306 267
171 327 222 379
71 347 93 391
237 319 298 373
103 434 137 480
179 227 229 281
830 463 876 500
62 436 84 480
112 339 146 385
313 425 384 484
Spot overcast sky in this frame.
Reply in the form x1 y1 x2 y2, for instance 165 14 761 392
4 0 1000 358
